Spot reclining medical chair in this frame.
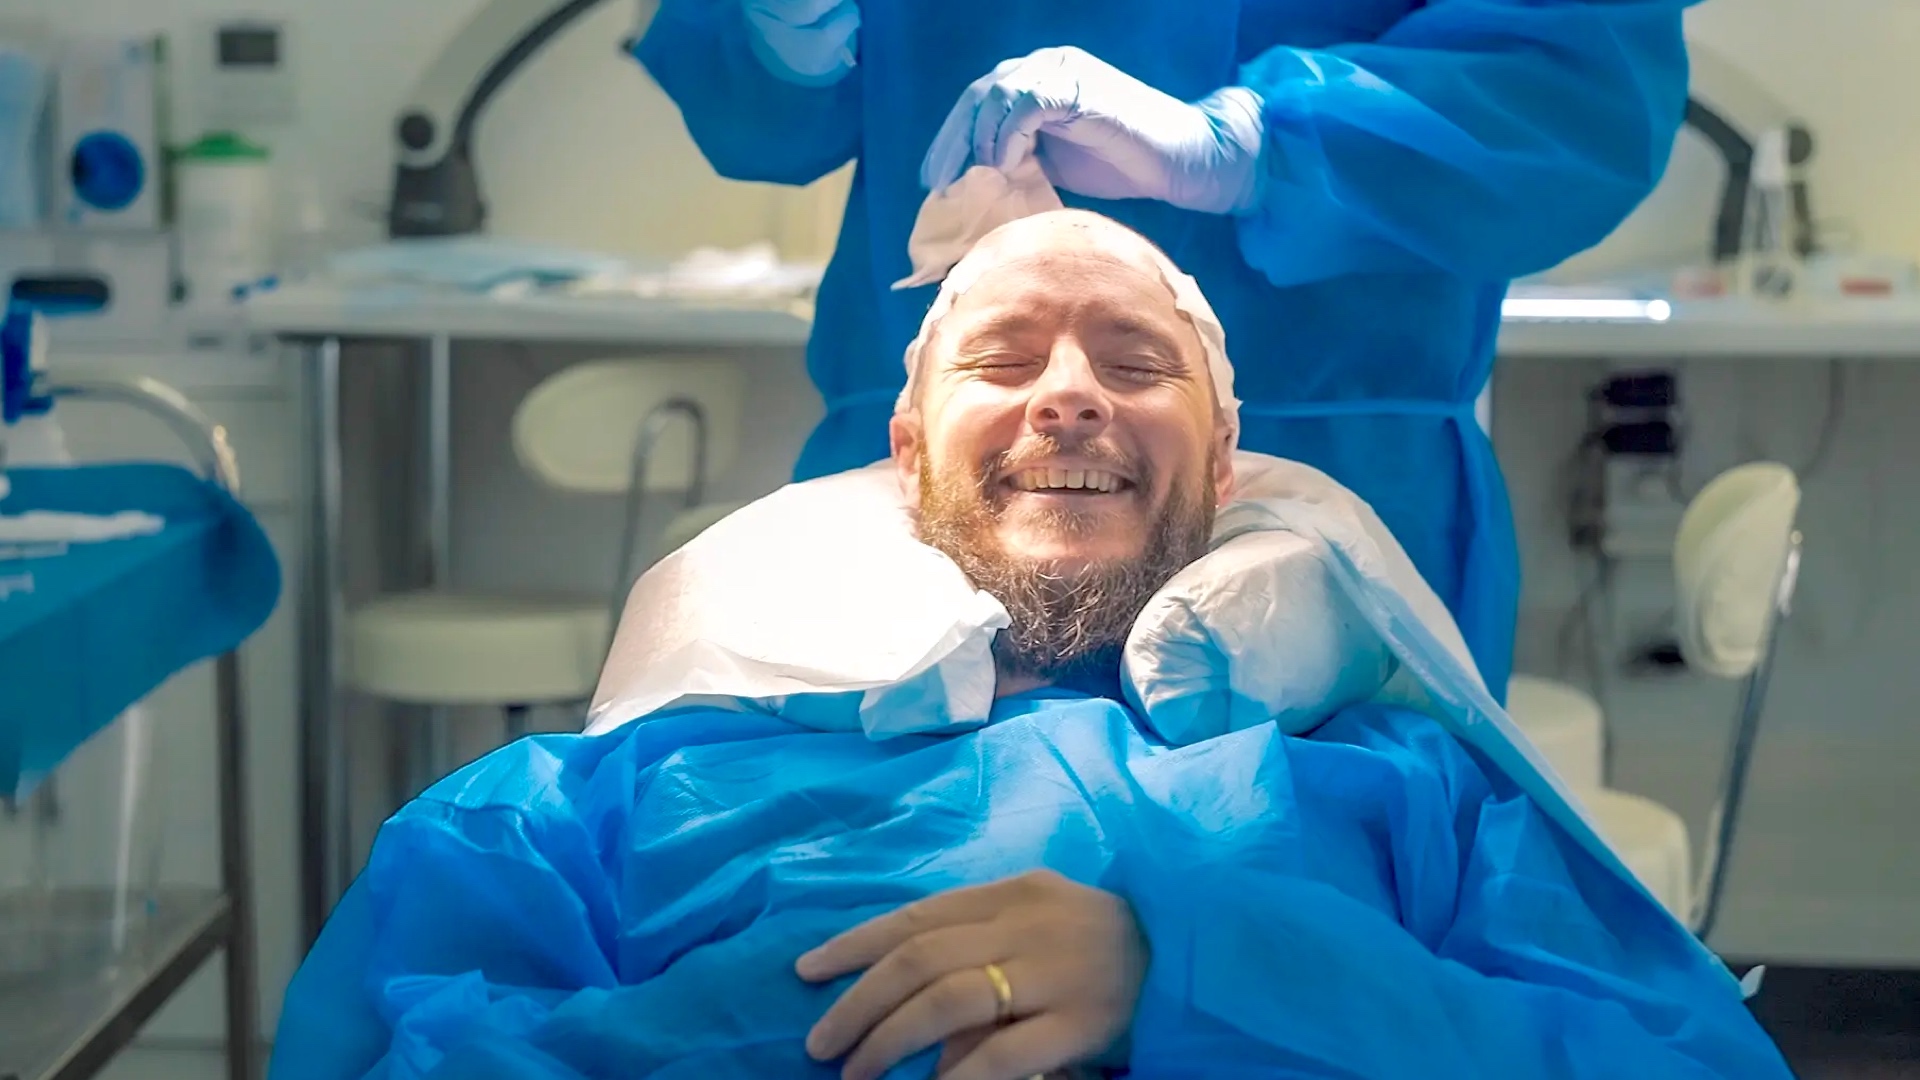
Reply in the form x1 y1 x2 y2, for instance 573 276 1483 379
344 360 746 776
1506 462 1802 940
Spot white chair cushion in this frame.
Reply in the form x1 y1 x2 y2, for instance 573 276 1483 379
348 591 609 706
1584 787 1692 922
1503 675 1606 791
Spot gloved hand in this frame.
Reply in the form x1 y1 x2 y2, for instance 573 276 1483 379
741 0 860 87
921 47 1265 216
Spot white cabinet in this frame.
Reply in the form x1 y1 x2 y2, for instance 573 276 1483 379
33 341 302 1042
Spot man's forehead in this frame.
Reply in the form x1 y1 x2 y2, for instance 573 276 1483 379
941 248 1186 335
965 211 1172 275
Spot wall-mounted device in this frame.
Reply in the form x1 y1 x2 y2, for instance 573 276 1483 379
387 0 618 237
54 36 165 231
198 17 297 127
1682 43 1819 266
1568 370 1686 562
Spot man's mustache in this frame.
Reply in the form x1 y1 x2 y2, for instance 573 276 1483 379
980 436 1142 488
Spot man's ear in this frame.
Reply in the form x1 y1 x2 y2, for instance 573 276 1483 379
1212 428 1236 508
891 412 925 507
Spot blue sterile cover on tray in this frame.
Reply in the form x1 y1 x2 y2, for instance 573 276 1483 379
0 463 281 794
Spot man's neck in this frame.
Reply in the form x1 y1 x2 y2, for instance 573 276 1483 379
992 661 1125 702
994 668 1053 699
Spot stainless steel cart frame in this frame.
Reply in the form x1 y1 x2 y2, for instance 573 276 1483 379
0 375 260 1080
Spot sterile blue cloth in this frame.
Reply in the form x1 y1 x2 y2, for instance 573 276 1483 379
634 0 1701 697
273 691 1789 1078
0 464 281 794
742 0 862 87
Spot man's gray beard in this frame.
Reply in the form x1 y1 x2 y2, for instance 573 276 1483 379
916 446 1214 692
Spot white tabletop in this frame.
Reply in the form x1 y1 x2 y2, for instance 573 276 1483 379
243 279 814 348
1498 296 1920 360
242 279 1920 361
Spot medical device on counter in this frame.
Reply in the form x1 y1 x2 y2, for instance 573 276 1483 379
55 35 165 230
0 35 51 230
387 0 619 237
174 130 274 306
1 276 110 501
0 305 50 503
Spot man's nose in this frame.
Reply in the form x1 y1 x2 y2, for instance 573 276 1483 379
1026 341 1111 440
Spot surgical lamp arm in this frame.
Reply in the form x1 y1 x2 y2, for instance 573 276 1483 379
387 0 623 236
1681 42 1818 262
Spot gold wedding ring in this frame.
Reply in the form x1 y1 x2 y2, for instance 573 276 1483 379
982 962 1015 1022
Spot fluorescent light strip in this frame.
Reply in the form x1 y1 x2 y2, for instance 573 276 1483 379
1502 298 1672 322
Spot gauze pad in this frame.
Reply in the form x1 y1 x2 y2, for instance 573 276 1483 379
892 160 1063 291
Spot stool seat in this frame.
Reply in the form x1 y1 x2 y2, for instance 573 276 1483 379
1505 674 1606 791
1583 787 1693 920
348 591 609 706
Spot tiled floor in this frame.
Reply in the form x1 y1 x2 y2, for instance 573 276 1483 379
1751 966 1920 1078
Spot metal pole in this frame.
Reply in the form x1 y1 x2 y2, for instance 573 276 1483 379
424 335 454 784
298 337 348 943
216 650 261 1080
1693 534 1803 943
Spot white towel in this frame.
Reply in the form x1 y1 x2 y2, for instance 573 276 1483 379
0 509 164 544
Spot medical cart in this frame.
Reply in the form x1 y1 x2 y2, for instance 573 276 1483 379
0 369 280 1080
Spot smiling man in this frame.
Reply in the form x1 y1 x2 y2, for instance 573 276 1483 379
271 212 1790 1080
899 211 1234 701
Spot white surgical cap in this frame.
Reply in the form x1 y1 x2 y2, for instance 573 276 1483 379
893 183 1240 448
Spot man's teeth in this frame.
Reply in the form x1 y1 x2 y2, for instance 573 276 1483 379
1011 468 1123 493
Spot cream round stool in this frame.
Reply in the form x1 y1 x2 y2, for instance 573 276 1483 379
345 359 744 782
1503 675 1605 791
1510 463 1803 939
348 594 611 711
1582 788 1693 920
1505 673 1691 919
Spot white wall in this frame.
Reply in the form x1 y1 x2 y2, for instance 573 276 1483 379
1687 0 1920 265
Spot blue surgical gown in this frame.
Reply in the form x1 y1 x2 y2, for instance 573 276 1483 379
632 0 1696 697
272 692 1789 1078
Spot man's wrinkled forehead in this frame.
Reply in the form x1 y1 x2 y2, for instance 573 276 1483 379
931 222 1198 359
940 249 1188 336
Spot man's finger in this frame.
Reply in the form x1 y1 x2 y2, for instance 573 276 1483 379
837 965 1014 1080
806 923 1004 1061
937 1026 995 1075
941 1012 1083 1080
798 880 1015 981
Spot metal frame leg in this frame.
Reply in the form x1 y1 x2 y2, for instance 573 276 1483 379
423 335 455 783
216 651 261 1080
503 704 531 743
298 337 349 946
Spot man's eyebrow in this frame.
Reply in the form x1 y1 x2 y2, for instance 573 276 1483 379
954 312 1048 342
1090 314 1190 360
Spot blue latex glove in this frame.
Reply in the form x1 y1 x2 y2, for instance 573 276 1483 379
921 47 1265 215
741 0 860 87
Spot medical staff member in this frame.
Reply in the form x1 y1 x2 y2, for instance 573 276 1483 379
631 0 1696 695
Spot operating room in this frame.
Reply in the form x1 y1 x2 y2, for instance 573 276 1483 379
2 0 1919 1076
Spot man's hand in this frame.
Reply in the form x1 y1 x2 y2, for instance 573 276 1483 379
797 870 1147 1080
